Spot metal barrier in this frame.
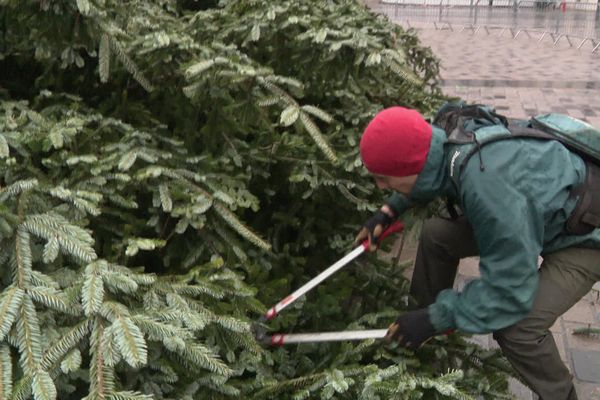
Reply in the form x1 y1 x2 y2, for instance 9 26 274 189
378 0 600 39
383 0 597 9
400 21 600 51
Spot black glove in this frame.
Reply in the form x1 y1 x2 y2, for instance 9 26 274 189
354 209 394 251
384 308 437 350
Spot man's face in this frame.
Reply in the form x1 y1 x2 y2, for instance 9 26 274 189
373 174 419 195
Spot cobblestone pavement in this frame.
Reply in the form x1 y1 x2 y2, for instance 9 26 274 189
414 27 600 128
365 3 600 398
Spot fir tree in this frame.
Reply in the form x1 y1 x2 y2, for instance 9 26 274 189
0 0 518 399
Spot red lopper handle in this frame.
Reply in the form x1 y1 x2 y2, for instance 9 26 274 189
361 220 404 250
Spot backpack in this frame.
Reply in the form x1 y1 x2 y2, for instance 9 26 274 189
433 102 600 235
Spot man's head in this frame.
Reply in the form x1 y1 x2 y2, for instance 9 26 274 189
360 107 432 194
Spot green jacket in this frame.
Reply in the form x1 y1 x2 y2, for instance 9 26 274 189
387 126 600 334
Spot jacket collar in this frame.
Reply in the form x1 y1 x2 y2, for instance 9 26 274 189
408 126 455 201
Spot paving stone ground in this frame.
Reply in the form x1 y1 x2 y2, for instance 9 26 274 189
365 2 600 398
415 27 600 128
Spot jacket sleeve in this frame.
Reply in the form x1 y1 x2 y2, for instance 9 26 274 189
385 192 413 217
428 153 545 334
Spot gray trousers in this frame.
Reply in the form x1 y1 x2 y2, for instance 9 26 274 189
411 216 600 400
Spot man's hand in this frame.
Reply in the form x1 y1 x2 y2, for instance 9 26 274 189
355 206 396 251
384 308 437 350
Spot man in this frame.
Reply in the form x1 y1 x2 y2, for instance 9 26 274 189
355 106 600 400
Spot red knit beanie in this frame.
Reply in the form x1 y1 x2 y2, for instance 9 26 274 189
360 107 432 177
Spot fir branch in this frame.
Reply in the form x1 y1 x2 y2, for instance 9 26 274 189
31 370 56 400
23 213 97 263
183 298 218 320
256 77 298 109
299 112 337 163
107 391 154 400
256 96 279 107
16 296 43 376
336 182 370 208
42 237 59 263
125 238 165 257
76 0 92 15
301 105 333 123
172 280 226 299
381 55 421 86
158 184 172 212
0 344 12 399
89 318 115 399
99 301 130 323
0 133 9 158
41 319 91 371
363 367 475 400
48 186 101 216
67 154 99 166
157 308 209 332
142 290 163 311
14 227 33 287
145 361 179 384
185 57 230 79
102 272 139 295
0 286 24 341
60 348 82 374
365 51 382 66
413 370 474 400
172 341 232 377
118 150 138 171
106 193 139 209
253 372 328 399
27 286 79 315
165 292 190 310
108 37 154 92
213 202 271 251
280 105 300 127
126 273 156 286
10 375 33 400
99 33 111 83
255 75 341 168
219 329 263 357
266 75 304 90
193 375 241 397
211 315 250 333
130 315 194 342
83 261 106 316
0 179 38 202
102 324 121 368
110 316 147 368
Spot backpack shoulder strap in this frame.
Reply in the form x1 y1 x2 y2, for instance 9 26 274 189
446 123 557 190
